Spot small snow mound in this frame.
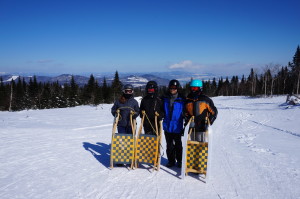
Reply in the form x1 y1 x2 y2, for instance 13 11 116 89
284 94 300 106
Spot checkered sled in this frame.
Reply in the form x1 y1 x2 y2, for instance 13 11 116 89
111 134 135 165
135 111 162 170
182 116 211 179
110 109 136 169
186 141 208 175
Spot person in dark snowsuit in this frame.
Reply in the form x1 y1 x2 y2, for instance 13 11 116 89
111 84 139 134
140 81 164 135
185 79 218 141
161 79 185 168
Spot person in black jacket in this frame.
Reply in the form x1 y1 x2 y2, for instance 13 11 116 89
185 79 217 141
139 81 164 135
111 84 139 134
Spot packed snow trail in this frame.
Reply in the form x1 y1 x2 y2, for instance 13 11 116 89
0 96 299 199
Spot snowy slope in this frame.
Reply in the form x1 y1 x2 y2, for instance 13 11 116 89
0 96 299 199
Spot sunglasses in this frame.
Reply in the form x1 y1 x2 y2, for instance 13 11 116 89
169 86 177 90
124 89 133 94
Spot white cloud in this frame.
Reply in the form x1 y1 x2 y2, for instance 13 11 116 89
169 60 194 69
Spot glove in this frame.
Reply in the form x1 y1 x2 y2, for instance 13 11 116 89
189 121 195 128
209 115 216 125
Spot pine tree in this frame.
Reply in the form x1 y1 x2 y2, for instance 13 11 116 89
13 77 25 110
111 71 122 101
0 77 9 111
81 74 96 104
292 45 300 95
102 77 112 103
28 76 39 109
68 75 79 106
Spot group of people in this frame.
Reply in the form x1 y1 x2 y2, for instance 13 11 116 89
111 79 218 168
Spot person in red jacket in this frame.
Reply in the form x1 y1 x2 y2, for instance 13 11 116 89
185 79 217 142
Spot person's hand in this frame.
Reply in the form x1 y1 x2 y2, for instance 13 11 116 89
209 115 216 125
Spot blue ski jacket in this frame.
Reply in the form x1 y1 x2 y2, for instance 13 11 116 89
161 93 185 133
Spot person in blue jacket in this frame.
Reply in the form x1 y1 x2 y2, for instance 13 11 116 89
161 79 185 168
111 84 139 134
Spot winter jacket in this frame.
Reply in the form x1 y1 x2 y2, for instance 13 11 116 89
161 93 185 133
185 93 218 132
140 94 164 133
111 95 139 127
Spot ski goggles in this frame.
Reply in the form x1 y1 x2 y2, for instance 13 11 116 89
190 86 200 92
124 89 133 94
169 85 177 90
147 88 155 93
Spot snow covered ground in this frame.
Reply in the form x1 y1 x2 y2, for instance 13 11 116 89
0 96 300 199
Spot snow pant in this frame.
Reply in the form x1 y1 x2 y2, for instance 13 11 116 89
164 131 182 164
190 131 206 142
117 126 132 134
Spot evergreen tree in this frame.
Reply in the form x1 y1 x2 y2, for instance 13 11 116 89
111 71 122 101
28 76 39 109
102 77 112 103
0 77 9 111
12 77 26 110
292 45 300 94
81 74 96 104
68 75 79 106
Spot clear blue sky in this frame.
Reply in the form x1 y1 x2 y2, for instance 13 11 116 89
1 0 299 76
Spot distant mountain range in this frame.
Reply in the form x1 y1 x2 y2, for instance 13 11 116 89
0 71 219 87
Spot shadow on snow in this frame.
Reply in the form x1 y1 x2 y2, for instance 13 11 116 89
83 142 111 168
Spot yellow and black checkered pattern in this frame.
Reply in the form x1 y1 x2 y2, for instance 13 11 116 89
111 134 134 164
186 141 208 173
136 135 158 164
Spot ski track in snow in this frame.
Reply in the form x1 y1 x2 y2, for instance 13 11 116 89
1 97 300 199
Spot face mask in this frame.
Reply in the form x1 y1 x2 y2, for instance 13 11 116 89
123 93 132 99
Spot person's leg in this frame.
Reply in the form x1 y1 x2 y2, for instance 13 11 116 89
164 131 175 167
174 133 183 167
117 126 126 134
191 131 205 142
125 125 133 134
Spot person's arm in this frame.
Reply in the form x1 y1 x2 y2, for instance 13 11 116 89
208 98 218 125
133 100 140 119
139 98 145 118
111 101 118 116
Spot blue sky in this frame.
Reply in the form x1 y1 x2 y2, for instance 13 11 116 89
0 0 299 76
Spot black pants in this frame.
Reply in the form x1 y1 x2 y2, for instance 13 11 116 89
164 131 182 164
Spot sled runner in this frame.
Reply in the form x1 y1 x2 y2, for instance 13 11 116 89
110 109 136 169
181 116 212 181
135 111 162 170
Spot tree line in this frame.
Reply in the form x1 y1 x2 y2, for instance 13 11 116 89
1 45 299 111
